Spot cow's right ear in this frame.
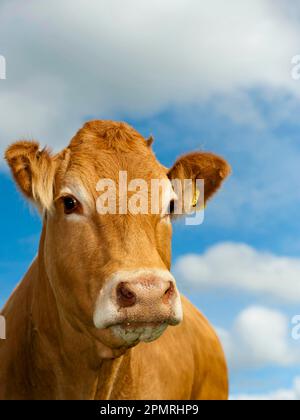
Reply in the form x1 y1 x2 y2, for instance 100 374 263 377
5 141 56 211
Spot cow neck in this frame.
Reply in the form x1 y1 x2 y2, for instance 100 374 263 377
27 223 130 399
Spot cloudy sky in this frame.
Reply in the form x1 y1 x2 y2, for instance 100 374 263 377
1 0 300 399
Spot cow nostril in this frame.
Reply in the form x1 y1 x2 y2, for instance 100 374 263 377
117 282 137 308
163 282 175 302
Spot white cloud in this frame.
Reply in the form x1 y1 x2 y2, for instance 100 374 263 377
217 306 299 369
232 376 300 400
0 0 300 155
174 242 300 303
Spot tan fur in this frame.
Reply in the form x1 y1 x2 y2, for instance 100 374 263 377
1 120 230 400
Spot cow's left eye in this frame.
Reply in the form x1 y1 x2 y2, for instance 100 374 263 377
169 199 175 214
62 196 80 215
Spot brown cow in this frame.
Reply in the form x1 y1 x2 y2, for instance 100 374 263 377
0 121 230 400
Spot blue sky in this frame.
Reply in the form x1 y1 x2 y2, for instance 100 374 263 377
1 0 300 400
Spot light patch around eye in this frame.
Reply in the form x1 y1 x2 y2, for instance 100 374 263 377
59 183 94 218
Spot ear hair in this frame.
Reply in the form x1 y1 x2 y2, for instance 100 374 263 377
146 136 154 148
5 141 56 211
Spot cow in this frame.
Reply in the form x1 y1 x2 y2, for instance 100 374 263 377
0 120 231 400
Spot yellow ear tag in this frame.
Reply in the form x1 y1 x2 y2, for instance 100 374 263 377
192 188 200 208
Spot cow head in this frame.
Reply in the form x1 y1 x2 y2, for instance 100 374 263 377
5 121 230 358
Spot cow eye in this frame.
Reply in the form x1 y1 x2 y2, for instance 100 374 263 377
169 199 175 214
62 196 80 215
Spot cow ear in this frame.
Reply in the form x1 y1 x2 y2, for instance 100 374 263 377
5 141 56 211
146 136 154 148
168 152 231 212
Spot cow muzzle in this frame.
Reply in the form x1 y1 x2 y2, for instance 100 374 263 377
93 270 183 345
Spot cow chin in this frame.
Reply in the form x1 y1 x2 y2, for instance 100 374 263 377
110 322 169 347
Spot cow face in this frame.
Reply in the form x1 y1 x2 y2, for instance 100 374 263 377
5 121 230 357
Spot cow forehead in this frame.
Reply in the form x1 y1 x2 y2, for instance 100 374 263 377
60 150 167 194
55 120 170 198
61 150 165 189
56 160 174 222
